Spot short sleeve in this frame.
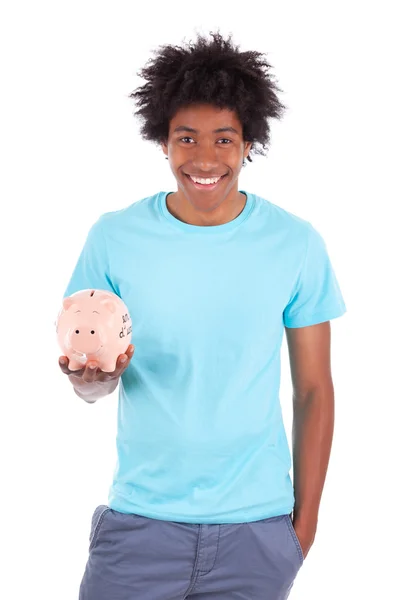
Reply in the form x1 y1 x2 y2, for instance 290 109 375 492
62 217 117 299
283 224 347 328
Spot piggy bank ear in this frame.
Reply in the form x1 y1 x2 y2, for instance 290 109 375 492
62 297 79 311
100 298 116 314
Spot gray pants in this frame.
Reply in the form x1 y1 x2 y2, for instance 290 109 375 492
79 505 304 599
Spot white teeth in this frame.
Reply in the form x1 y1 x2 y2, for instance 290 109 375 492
190 175 221 185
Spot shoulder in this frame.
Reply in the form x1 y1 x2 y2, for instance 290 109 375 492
253 193 317 252
94 191 162 232
262 195 313 231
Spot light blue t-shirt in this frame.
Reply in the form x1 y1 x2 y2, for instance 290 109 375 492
63 190 346 524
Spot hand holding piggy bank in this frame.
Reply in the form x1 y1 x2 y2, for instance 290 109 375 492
56 289 133 372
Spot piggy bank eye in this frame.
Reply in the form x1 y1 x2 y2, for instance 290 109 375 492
75 330 79 334
91 330 95 334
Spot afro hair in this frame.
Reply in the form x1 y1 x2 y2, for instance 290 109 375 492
129 31 287 163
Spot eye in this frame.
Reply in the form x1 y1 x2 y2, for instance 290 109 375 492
179 137 232 145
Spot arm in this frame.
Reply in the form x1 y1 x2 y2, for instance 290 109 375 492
285 320 335 557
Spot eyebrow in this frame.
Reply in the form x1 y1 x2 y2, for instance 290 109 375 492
173 125 240 135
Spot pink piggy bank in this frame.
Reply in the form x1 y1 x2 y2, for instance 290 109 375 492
56 289 132 372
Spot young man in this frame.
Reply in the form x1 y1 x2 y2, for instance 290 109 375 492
60 31 346 600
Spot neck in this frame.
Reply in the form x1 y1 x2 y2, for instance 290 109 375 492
166 189 247 227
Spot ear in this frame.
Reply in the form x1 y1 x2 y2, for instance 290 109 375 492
161 140 168 156
100 298 116 314
244 141 252 158
63 297 78 311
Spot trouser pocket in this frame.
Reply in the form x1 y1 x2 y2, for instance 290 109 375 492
88 505 111 552
284 514 304 566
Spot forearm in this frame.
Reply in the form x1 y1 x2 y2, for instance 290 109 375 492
292 385 335 527
71 377 120 403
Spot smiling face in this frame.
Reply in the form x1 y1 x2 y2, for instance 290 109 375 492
161 104 252 219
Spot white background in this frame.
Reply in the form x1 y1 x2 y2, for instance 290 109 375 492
1 1 399 598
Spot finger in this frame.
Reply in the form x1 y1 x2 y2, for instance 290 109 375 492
107 352 131 380
126 344 135 357
59 356 73 375
82 361 99 383
59 356 85 377
122 344 135 364
113 354 128 376
93 346 135 382
124 344 135 364
59 356 68 371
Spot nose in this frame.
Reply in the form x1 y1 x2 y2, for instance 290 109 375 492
192 142 219 172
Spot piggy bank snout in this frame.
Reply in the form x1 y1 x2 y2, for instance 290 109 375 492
68 324 103 353
72 325 97 335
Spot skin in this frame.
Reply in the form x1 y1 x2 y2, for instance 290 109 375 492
285 321 335 559
60 103 335 561
162 103 335 560
59 344 135 401
161 103 252 227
